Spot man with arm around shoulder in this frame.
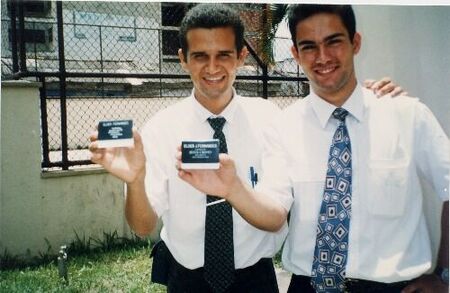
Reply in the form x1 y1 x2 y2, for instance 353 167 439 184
178 4 449 293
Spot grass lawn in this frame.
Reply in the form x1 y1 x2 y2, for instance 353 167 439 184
1 240 283 293
0 246 166 292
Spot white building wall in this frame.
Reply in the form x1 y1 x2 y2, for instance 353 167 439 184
355 5 449 135
0 81 132 257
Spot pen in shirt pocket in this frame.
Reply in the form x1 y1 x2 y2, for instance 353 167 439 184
249 166 258 188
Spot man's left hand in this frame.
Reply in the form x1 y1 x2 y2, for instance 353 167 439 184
401 274 448 293
364 77 408 97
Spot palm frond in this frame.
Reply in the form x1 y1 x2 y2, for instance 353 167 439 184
258 4 288 66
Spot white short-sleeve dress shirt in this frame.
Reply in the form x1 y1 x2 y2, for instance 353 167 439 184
257 85 449 283
140 88 288 270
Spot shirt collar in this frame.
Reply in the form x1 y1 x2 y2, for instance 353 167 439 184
310 84 365 129
190 87 240 125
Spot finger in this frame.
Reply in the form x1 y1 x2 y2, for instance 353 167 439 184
88 141 100 152
90 152 104 164
375 77 391 89
372 81 394 96
371 77 391 92
363 79 376 88
389 86 405 97
175 158 182 171
89 131 99 142
177 145 181 151
401 283 420 293
175 151 182 161
376 83 395 97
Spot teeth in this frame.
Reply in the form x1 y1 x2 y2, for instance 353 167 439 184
205 77 222 81
317 67 334 74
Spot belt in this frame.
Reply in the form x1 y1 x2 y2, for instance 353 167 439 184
343 277 410 292
291 274 410 293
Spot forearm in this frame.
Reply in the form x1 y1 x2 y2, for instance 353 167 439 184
437 201 449 268
125 174 158 237
226 178 288 232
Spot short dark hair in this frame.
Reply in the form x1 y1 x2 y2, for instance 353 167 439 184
179 4 245 58
288 4 356 48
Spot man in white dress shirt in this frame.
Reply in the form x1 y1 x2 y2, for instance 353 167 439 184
90 4 408 293
178 4 449 293
90 4 286 292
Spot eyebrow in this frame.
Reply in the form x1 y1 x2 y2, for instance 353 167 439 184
297 33 346 47
189 50 235 57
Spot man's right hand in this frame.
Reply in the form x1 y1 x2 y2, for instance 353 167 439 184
89 128 146 184
176 149 240 200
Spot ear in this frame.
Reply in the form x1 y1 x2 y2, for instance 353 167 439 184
290 45 301 65
237 46 249 67
178 48 188 71
352 32 362 55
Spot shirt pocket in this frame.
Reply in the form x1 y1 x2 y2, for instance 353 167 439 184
367 158 409 217
291 169 324 222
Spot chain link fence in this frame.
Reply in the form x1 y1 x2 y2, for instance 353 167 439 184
2 1 308 171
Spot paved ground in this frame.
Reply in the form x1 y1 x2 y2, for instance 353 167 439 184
276 267 292 293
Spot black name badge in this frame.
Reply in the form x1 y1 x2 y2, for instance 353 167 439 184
97 119 133 148
181 139 220 169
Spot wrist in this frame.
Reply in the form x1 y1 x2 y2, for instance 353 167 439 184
434 266 449 285
225 176 246 203
128 169 146 189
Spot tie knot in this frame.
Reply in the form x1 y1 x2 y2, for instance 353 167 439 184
332 108 349 122
208 117 226 132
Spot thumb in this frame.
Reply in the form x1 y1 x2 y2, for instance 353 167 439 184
178 169 193 184
133 129 144 149
219 154 235 169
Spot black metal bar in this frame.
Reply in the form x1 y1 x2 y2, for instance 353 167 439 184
158 29 163 98
261 5 269 99
243 39 270 99
7 71 190 79
8 70 306 82
244 39 265 69
9 0 19 73
99 26 104 97
56 1 69 170
262 66 268 99
39 76 51 166
32 21 38 72
17 0 27 72
42 160 95 168
8 71 306 84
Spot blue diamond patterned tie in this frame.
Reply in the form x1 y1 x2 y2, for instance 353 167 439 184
311 108 352 292
204 117 235 292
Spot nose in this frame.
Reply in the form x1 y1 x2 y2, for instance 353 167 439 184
206 57 220 74
316 44 331 64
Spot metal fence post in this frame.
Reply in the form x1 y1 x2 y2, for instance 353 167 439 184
40 76 51 168
9 0 19 74
56 1 69 170
17 0 27 73
243 39 269 99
